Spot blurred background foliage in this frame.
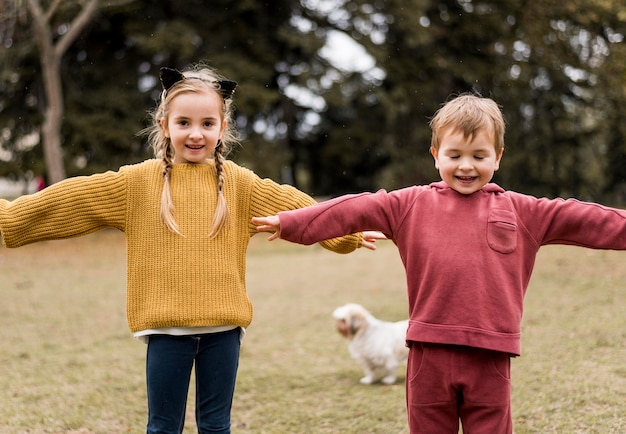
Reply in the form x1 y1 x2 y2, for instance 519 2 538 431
1 0 625 202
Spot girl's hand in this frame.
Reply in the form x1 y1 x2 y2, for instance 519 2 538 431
252 215 281 241
361 231 388 250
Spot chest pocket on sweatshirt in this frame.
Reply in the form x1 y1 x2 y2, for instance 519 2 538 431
487 209 517 254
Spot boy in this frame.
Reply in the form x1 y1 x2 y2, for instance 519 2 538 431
252 93 626 433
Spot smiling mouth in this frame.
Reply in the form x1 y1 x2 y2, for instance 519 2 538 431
456 176 477 182
186 144 204 150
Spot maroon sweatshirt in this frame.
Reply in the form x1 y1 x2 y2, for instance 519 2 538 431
278 182 626 355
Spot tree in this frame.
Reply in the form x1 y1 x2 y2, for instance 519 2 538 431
1 0 625 203
0 0 144 184
308 0 626 202
26 0 100 184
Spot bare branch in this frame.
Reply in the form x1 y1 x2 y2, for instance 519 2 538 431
54 0 99 57
43 0 62 23
26 0 49 51
25 0 44 24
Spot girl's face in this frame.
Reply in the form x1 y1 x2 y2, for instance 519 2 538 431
431 126 503 195
161 89 226 164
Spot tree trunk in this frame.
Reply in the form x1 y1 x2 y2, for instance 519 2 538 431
40 44 66 184
27 0 100 184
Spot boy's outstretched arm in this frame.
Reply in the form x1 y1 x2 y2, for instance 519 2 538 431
251 216 385 250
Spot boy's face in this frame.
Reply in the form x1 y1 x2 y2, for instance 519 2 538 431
430 126 503 195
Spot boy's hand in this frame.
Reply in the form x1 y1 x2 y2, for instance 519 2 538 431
252 216 281 241
361 231 388 251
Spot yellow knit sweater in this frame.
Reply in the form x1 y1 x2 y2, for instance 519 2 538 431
0 159 362 332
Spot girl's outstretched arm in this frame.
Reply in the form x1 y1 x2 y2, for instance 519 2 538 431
252 216 386 250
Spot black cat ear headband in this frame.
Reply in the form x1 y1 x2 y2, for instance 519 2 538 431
159 67 237 99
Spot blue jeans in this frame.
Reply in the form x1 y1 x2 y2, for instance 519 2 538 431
145 329 241 434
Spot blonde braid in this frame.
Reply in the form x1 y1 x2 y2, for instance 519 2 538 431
160 140 183 236
208 139 229 239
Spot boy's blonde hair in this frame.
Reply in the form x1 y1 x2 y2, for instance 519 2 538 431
429 93 505 154
144 64 239 238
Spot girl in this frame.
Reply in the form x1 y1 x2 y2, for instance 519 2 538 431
0 64 382 433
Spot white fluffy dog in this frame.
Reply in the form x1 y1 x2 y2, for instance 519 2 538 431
333 303 409 385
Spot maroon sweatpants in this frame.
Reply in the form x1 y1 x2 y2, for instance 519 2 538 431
406 342 513 434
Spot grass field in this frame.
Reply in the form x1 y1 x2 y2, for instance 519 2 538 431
0 229 624 433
